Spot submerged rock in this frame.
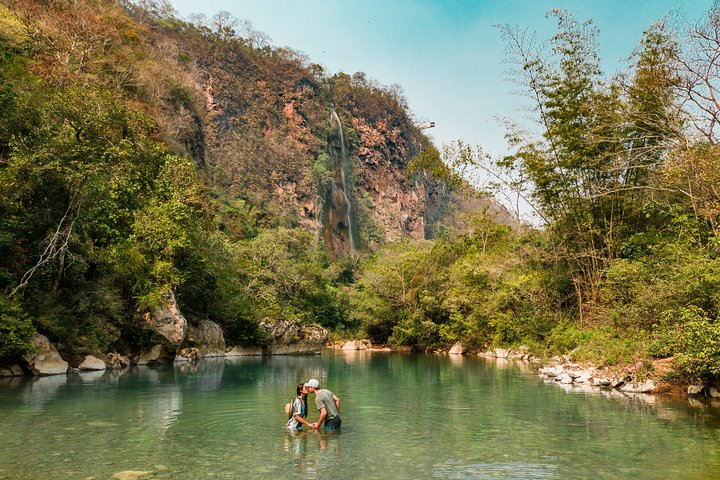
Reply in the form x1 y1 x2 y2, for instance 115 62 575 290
22 334 68 376
111 471 153 480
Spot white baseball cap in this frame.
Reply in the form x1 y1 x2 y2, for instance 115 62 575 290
304 378 320 388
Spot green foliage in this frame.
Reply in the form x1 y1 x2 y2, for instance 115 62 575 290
0 295 35 363
235 228 345 329
650 307 720 382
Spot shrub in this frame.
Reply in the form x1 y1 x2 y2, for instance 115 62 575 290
650 306 720 382
0 295 35 363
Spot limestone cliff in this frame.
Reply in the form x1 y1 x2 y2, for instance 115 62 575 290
140 14 452 256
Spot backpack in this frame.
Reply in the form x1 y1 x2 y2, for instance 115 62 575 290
284 399 293 418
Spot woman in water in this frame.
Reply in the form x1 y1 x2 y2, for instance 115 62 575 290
285 383 311 432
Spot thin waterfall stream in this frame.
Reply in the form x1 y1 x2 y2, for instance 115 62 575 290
331 109 355 255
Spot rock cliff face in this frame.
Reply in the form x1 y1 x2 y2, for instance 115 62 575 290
258 320 328 355
351 115 430 243
151 24 450 257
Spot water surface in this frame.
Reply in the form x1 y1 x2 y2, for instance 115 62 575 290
1 351 719 479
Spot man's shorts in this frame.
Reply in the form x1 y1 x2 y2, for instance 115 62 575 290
324 416 342 430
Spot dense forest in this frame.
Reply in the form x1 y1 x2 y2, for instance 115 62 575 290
1 1 720 387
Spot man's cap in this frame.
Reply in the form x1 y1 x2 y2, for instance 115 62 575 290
304 378 320 388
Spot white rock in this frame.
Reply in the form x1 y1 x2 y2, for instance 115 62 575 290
78 355 106 371
448 343 464 355
22 334 68 376
688 384 704 395
225 346 263 356
621 380 655 393
574 374 593 385
710 387 720 398
557 373 574 384
342 340 368 351
494 348 509 358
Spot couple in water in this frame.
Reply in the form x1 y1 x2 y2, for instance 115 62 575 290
285 378 341 432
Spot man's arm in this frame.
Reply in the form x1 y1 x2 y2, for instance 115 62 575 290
313 407 327 430
333 394 340 412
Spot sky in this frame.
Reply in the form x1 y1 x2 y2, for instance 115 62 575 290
169 0 710 158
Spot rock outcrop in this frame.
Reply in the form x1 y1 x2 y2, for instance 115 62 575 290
259 319 327 355
185 319 226 357
78 355 107 371
0 364 24 377
135 344 169 365
138 290 187 355
225 346 263 356
22 334 68 375
341 340 371 350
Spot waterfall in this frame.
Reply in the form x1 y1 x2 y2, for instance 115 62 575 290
331 109 355 255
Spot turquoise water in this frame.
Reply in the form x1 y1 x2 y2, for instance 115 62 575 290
1 351 720 479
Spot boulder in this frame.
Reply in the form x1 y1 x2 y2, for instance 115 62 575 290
621 380 656 393
688 384 705 396
106 352 130 369
225 346 263 356
448 343 464 355
342 340 371 351
611 378 625 389
185 320 226 357
22 334 68 376
494 348 509 358
593 377 612 387
78 355 106 371
539 365 564 378
259 319 328 355
557 373 574 384
139 290 187 350
135 344 168 365
0 364 24 377
710 387 720 398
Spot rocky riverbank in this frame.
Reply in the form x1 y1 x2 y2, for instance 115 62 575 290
0 291 328 378
447 343 720 401
331 340 720 401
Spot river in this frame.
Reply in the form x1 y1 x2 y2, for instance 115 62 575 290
1 350 719 479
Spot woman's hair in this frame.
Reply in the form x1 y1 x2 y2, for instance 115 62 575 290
295 383 307 418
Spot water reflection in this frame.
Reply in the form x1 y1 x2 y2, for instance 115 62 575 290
76 369 106 383
21 374 68 409
433 460 560 479
283 430 342 477
1 352 720 479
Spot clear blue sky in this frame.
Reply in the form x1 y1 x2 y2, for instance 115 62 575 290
169 0 710 157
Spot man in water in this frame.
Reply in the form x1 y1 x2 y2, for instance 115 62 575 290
305 378 341 431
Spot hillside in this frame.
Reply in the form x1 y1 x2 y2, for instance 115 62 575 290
1 0 502 367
